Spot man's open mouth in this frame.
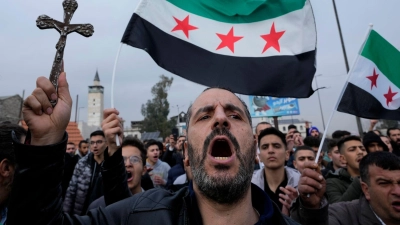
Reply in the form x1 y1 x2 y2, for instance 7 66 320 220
127 171 133 182
210 138 233 160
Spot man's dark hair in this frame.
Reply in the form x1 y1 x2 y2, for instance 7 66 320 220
178 135 186 139
293 130 301 135
255 122 271 134
303 136 321 148
288 124 297 130
360 151 400 185
327 139 338 153
145 139 163 153
332 130 351 139
67 142 75 146
387 127 400 137
0 123 27 164
337 135 362 154
293 145 316 159
90 130 105 138
186 87 252 136
258 127 287 148
78 140 88 148
122 136 146 166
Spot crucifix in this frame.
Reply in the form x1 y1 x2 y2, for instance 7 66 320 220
36 0 94 106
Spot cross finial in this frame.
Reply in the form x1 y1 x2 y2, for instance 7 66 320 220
37 0 94 107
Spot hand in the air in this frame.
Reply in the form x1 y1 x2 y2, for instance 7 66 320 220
298 162 326 209
23 72 72 145
279 185 298 216
102 108 123 156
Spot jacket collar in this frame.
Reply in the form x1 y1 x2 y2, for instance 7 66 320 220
359 196 386 225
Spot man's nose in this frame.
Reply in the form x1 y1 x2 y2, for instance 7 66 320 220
213 107 230 130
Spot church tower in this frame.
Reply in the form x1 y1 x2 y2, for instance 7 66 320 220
87 70 104 128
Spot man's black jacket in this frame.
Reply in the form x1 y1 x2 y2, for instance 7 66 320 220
7 132 300 225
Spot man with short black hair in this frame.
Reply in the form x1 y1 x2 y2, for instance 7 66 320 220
303 136 324 169
387 127 400 156
146 139 170 188
331 130 351 139
87 136 147 210
254 121 272 169
76 140 89 158
325 136 367 204
252 127 300 216
288 124 297 134
66 142 76 155
63 130 107 215
322 139 345 177
293 146 315 174
293 151 400 225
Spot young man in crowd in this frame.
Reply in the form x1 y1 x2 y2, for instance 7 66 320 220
325 136 367 204
166 135 186 191
322 139 346 177
145 139 170 188
66 142 76 155
76 140 89 158
8 74 300 224
254 121 272 169
303 136 325 169
363 131 389 153
252 127 300 216
293 151 400 225
387 127 400 156
87 136 147 210
0 122 26 224
380 135 393 152
293 145 316 174
63 130 107 215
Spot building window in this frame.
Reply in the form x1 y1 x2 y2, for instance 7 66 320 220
93 103 95 106
93 112 95 115
93 99 95 102
134 134 138 138
282 126 286 131
300 125 304 130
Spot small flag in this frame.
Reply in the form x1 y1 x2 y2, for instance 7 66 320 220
121 0 317 97
338 30 400 120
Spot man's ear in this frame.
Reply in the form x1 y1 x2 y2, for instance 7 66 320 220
0 159 13 177
328 152 333 160
339 154 347 165
285 149 290 161
293 160 298 170
184 142 190 167
361 181 370 200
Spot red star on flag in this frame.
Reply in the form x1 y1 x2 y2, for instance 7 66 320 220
384 86 398 106
261 22 285 53
216 27 243 53
171 15 198 38
366 68 379 90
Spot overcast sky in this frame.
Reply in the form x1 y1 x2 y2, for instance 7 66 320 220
1 0 400 135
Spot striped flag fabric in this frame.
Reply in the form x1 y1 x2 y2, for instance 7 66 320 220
338 30 400 120
122 0 316 97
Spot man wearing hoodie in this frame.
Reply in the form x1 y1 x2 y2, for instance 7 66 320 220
325 136 367 204
363 131 389 153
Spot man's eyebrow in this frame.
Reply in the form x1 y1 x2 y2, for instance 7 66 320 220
193 105 215 119
224 103 246 116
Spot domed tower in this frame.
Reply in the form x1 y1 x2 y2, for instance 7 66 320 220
87 70 104 128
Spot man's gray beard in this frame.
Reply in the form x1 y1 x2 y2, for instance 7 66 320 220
187 129 255 205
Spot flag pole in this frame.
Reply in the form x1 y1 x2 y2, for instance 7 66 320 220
332 0 364 136
111 43 123 146
314 24 373 164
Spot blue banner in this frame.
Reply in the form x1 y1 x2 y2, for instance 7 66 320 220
248 96 300 118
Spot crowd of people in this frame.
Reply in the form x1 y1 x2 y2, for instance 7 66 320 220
0 73 400 224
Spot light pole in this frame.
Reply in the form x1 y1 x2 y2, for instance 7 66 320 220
77 107 85 122
315 74 326 130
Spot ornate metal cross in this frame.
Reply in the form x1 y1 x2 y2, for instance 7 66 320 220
36 0 94 106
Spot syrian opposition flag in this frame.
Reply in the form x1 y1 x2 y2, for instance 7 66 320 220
121 0 316 97
338 30 400 120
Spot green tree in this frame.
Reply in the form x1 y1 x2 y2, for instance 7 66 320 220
141 75 176 138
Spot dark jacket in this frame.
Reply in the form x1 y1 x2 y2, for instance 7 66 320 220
166 160 185 191
321 161 335 178
63 152 104 215
325 168 362 204
62 153 79 199
292 196 383 225
161 147 182 167
8 132 300 225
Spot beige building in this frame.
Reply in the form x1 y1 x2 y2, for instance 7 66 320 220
87 70 104 128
